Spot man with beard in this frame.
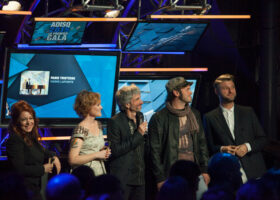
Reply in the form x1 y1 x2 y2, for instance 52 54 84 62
203 74 267 182
149 77 210 192
108 84 147 200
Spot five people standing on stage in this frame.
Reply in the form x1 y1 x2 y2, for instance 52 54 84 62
6 74 268 199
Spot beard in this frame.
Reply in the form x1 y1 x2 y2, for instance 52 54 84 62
221 95 236 103
129 105 142 112
179 91 192 104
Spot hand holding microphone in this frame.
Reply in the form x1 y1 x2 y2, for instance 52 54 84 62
104 141 111 159
99 141 111 160
44 157 54 173
138 115 148 136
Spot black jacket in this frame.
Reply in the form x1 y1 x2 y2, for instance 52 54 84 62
203 105 267 179
6 132 55 191
107 112 145 185
149 107 209 183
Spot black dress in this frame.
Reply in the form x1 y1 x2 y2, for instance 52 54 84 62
6 132 55 200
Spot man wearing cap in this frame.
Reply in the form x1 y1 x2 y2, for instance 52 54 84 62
203 74 267 182
149 77 210 190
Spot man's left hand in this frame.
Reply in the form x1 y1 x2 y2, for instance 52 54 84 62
202 173 210 185
235 144 248 158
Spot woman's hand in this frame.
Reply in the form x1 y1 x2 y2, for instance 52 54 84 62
105 147 111 159
95 148 111 160
43 163 53 173
52 156 61 174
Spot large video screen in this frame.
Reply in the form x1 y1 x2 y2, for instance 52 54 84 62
116 76 200 122
124 22 208 52
31 21 87 45
1 49 120 126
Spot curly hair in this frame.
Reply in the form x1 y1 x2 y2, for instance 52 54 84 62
74 90 101 118
8 100 40 146
115 84 140 112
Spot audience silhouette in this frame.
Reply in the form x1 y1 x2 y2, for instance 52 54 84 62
0 172 29 200
86 174 124 200
208 153 242 193
45 173 83 200
71 165 95 191
157 176 193 200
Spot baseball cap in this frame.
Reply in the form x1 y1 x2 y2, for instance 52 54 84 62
166 77 193 93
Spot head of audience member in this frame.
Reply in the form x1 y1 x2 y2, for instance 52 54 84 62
236 179 264 200
46 173 83 200
115 84 142 113
86 174 123 200
0 172 29 200
169 160 200 198
259 168 280 200
8 100 40 146
74 90 102 118
208 153 242 191
201 185 235 200
157 176 193 200
165 76 193 104
236 169 280 200
71 165 95 191
213 74 236 104
85 194 110 200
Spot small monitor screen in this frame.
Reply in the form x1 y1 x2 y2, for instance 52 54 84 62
116 77 199 122
31 21 87 45
124 22 208 52
1 49 120 126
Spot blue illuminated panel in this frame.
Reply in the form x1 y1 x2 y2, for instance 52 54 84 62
124 22 207 52
18 44 117 49
2 50 119 125
31 21 87 45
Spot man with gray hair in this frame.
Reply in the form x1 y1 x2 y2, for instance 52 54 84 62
149 77 210 192
108 84 147 200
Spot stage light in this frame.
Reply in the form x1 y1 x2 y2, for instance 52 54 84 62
80 0 124 17
169 0 211 14
105 9 120 18
2 0 21 11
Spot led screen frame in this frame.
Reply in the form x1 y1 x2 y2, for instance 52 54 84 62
1 48 121 127
30 21 87 45
123 20 208 52
116 74 201 122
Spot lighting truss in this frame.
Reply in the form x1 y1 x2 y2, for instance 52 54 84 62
80 0 124 11
169 0 211 12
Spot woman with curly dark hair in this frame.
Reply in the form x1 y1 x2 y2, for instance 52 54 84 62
6 100 61 200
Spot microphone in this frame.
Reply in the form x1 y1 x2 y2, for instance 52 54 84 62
139 114 148 135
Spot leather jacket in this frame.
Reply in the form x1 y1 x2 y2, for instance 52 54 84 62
149 107 209 183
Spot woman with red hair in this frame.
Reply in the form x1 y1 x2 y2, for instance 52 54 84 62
6 100 61 200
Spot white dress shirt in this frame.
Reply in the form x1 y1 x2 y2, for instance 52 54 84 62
220 104 249 183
